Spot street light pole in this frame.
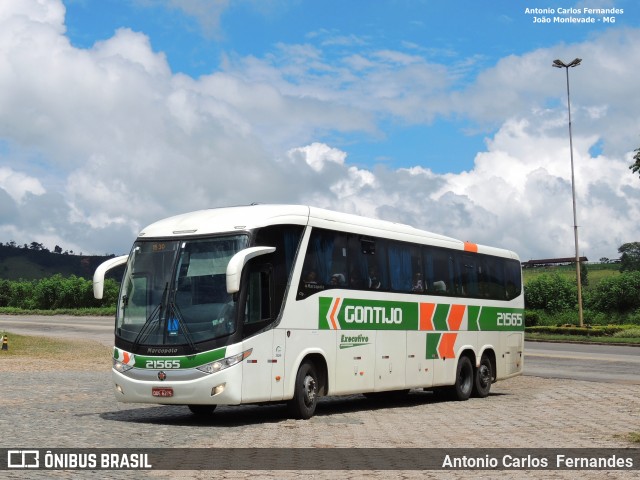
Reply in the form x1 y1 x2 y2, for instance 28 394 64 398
552 58 584 327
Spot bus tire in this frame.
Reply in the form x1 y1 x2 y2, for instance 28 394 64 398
287 361 319 419
188 404 217 416
449 355 473 401
473 355 493 398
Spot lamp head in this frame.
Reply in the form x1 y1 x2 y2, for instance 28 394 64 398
553 58 582 68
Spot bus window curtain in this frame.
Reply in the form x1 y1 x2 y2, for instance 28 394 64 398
388 244 412 291
423 249 435 290
311 233 333 284
283 229 300 275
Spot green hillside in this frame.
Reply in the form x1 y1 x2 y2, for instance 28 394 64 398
0 244 124 281
523 262 620 291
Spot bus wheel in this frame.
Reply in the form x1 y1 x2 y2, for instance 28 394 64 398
473 355 493 398
188 404 217 416
449 356 473 401
288 361 318 419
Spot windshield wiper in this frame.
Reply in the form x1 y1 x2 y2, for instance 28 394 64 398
131 283 168 350
169 302 199 352
131 304 161 351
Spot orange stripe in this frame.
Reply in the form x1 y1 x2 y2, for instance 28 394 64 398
463 241 478 253
448 304 465 331
438 333 457 359
419 303 435 331
329 298 341 330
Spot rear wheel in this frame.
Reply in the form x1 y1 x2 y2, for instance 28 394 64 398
448 356 473 401
187 404 217 416
473 355 493 398
287 361 319 419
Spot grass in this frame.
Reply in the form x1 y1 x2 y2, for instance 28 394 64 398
0 331 111 371
0 307 115 316
522 262 620 292
526 332 640 344
615 432 640 444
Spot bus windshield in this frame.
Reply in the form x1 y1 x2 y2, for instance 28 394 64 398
116 235 249 347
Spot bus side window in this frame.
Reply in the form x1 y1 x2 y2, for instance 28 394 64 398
297 228 347 298
430 248 451 294
459 254 479 297
388 242 422 293
504 260 522 299
346 236 372 289
243 265 273 337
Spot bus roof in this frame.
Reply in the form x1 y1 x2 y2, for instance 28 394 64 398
137 204 519 260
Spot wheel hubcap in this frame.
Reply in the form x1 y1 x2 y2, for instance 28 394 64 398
303 376 316 406
479 365 491 387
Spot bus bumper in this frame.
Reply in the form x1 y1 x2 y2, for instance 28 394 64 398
112 366 243 405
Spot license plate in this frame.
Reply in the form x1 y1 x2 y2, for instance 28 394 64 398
152 387 174 397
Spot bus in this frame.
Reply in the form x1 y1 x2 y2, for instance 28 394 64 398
93 204 524 419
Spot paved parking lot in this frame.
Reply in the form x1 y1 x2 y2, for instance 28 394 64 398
1 357 639 479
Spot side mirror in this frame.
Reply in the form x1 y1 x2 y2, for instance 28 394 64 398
93 255 128 299
226 246 275 294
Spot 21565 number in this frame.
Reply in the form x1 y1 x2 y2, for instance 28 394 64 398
497 312 523 327
145 359 181 369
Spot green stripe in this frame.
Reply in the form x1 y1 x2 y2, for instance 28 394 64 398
477 307 524 332
319 297 333 330
115 347 227 369
426 333 441 359
432 304 450 331
320 298 419 331
468 306 481 332
318 297 524 332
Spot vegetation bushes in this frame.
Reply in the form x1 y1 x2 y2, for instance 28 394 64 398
585 271 640 313
613 328 640 338
524 273 576 312
0 275 118 311
526 325 626 336
525 270 640 328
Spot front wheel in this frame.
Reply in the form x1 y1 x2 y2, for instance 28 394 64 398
448 356 473 401
473 355 493 398
287 361 319 419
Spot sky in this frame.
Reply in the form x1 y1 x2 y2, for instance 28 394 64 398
0 0 639 262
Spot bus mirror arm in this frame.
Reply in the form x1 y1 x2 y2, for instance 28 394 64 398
226 246 276 294
93 255 129 299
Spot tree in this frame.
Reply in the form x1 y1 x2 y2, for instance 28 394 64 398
580 262 588 287
631 147 640 177
618 242 640 272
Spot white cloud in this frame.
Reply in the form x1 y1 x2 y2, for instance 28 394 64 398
0 167 46 203
287 143 346 172
0 0 638 263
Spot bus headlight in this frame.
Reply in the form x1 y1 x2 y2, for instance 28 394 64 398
113 358 134 373
196 349 252 375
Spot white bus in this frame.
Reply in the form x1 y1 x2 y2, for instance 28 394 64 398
94 204 524 419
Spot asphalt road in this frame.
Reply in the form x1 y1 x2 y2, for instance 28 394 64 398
0 314 113 345
1 314 638 384
525 340 640 384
